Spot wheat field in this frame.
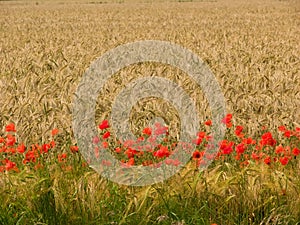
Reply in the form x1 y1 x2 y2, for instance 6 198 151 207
1 0 299 143
0 1 300 224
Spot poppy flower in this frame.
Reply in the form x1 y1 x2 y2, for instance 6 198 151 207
192 150 202 159
198 131 206 137
236 143 246 154
5 123 16 132
240 160 249 167
127 157 135 166
23 150 37 163
102 141 109 148
251 152 262 161
153 145 170 158
222 114 232 128
16 143 26 154
102 131 110 139
125 148 138 158
51 129 59 136
142 160 153 166
99 120 109 130
278 125 286 132
275 145 284 155
58 153 67 162
260 132 276 147
192 137 203 145
279 156 289 165
4 159 17 171
292 147 300 156
143 127 152 136
204 120 212 126
42 143 51 153
115 147 122 153
284 130 291 138
70 145 79 153
6 135 16 146
219 140 234 155
263 156 271 165
50 140 56 148
235 125 244 137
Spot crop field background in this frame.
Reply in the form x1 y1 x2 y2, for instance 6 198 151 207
0 0 299 224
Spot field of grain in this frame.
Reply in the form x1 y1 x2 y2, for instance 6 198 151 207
0 0 299 224
1 0 299 142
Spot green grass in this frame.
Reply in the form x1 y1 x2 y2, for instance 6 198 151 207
1 121 299 225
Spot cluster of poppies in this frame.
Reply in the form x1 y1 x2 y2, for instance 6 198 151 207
1 114 299 173
0 124 78 172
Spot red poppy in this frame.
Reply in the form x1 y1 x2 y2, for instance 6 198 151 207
5 123 16 132
16 143 26 154
51 128 59 136
251 152 262 161
102 141 109 148
125 148 138 158
23 150 37 164
7 147 16 154
219 140 234 155
99 120 109 130
275 145 284 155
242 137 256 145
222 113 232 128
6 135 16 146
70 145 79 153
204 120 212 126
292 147 300 156
235 125 244 137
58 153 67 162
284 130 291 138
102 131 110 139
192 150 202 159
137 136 145 142
42 143 51 153
50 140 56 148
142 160 153 166
260 132 276 147
197 131 206 138
192 137 203 146
236 143 246 154
240 160 249 167
143 127 152 136
263 156 271 165
279 156 289 165
4 159 18 171
127 157 135 166
153 145 170 158
115 147 122 153
278 125 286 132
